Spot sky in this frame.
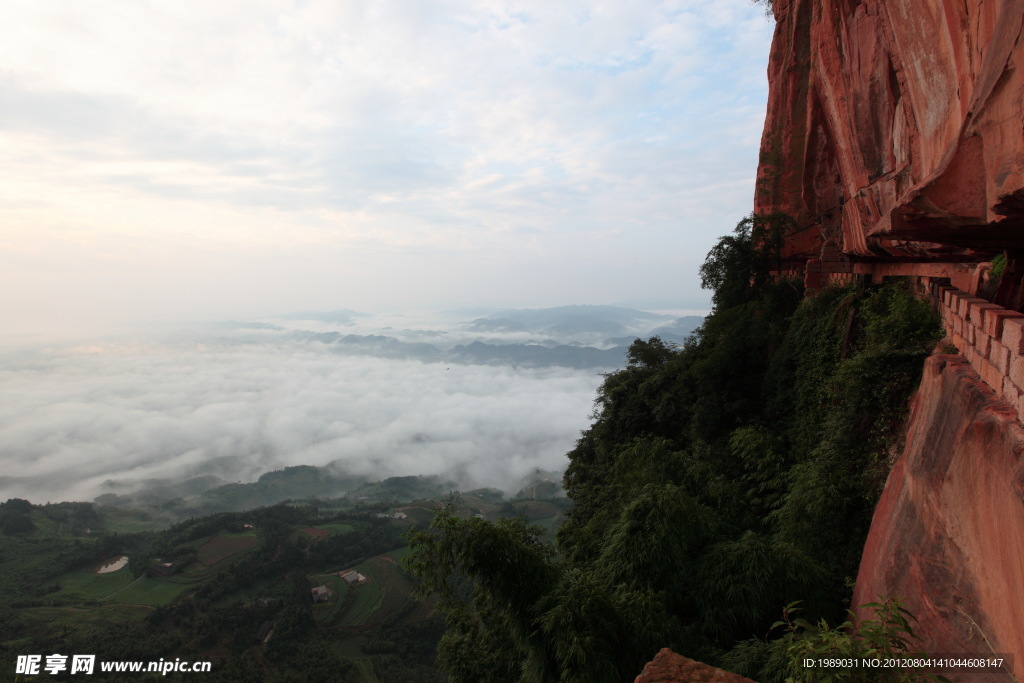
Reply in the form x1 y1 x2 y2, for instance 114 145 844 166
0 0 774 342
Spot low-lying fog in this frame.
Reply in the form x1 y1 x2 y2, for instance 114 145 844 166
0 306 704 505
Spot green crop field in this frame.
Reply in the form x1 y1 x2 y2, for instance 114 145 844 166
54 563 135 601
360 557 415 625
321 555 417 630
313 521 355 535
338 579 384 627
103 577 191 606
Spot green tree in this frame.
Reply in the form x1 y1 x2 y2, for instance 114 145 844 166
699 212 794 310
406 217 941 682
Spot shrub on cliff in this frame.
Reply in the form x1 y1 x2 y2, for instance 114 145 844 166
725 598 951 682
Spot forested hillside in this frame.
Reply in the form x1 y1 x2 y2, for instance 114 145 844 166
0 473 580 682
407 216 943 682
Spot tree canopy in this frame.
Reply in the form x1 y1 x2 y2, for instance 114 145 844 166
405 215 942 682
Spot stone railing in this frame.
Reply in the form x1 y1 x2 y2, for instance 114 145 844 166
919 277 1024 421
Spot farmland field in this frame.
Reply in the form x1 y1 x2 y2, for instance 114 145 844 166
104 577 190 606
196 530 258 565
338 579 384 627
360 557 415 625
0 495 443 680
393 505 438 526
313 521 355 535
54 564 136 601
323 555 417 629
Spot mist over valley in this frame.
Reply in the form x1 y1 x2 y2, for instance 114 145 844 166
0 305 703 507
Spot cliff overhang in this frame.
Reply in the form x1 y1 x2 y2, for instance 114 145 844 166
758 0 1024 303
758 2 1024 676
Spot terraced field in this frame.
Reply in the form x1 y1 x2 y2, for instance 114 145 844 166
340 556 414 628
339 579 384 627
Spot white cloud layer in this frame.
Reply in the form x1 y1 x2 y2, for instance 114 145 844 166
0 336 603 503
0 0 773 338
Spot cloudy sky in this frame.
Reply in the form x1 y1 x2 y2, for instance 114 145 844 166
1 0 773 341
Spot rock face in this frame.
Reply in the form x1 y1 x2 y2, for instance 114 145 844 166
756 1 1024 677
757 0 1024 293
633 649 758 683
852 354 1024 681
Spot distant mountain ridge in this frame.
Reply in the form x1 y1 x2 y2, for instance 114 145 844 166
250 304 706 369
464 304 674 336
91 463 564 520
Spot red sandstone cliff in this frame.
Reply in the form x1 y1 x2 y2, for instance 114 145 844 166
758 0 1024 301
852 352 1024 681
757 2 1024 679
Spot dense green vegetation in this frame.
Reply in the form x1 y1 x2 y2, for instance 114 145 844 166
737 599 950 682
1 501 441 682
1 478 570 680
406 215 943 682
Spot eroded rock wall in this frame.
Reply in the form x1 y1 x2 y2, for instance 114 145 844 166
852 353 1024 681
757 2 1024 676
758 0 1024 268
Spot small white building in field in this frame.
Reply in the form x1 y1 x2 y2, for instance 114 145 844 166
339 570 368 584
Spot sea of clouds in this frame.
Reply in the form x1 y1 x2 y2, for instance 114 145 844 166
0 329 605 505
